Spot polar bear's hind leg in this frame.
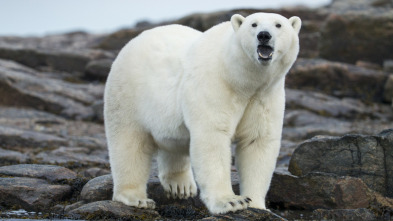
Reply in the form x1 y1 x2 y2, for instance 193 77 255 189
157 150 197 199
108 127 156 209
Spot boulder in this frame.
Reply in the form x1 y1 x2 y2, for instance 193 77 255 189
268 170 372 210
319 10 393 64
80 174 113 202
288 129 393 197
287 59 388 102
0 164 77 183
0 177 72 210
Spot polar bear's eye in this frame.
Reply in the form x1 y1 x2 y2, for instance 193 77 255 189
252 23 257 28
276 23 282 28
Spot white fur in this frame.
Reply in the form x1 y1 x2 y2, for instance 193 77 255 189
104 12 301 214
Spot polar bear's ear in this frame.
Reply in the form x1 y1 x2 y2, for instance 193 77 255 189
231 14 245 32
289 16 302 34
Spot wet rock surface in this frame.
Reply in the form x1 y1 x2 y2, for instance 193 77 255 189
1 1 393 220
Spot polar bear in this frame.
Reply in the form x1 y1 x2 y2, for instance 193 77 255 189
104 12 301 214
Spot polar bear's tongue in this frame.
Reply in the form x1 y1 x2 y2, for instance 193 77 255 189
258 45 273 60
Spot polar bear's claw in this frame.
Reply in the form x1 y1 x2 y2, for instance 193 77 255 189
205 195 250 214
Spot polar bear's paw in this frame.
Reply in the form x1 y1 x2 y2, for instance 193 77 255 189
205 195 251 214
113 191 156 209
160 171 198 199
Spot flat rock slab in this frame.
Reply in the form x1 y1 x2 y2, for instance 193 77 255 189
205 208 287 220
68 200 285 220
288 129 393 197
0 164 77 183
0 177 72 210
68 200 161 220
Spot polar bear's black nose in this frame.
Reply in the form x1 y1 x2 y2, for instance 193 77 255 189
257 31 271 43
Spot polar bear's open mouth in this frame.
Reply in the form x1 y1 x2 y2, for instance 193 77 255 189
257 45 274 61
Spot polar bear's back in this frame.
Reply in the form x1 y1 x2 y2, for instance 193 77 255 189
105 25 202 142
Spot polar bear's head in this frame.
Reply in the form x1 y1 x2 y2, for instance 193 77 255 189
231 13 301 65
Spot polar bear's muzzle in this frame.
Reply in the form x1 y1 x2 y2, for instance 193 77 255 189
257 45 274 61
257 31 273 61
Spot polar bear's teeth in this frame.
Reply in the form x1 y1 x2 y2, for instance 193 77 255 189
258 52 264 58
269 52 273 57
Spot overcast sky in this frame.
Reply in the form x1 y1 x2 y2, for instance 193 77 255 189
0 0 331 36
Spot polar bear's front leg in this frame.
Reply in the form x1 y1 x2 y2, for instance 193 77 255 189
190 130 251 214
235 86 285 210
157 150 197 199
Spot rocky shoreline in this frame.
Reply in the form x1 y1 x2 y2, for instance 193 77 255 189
1 0 393 220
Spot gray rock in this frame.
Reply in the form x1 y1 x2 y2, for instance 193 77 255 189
268 170 374 210
286 89 372 119
205 208 287 220
287 59 388 102
0 45 113 73
91 100 103 123
84 59 112 81
68 200 161 220
0 62 104 120
81 167 110 179
0 164 77 183
35 146 108 167
319 10 393 64
384 60 393 73
80 174 113 202
383 74 393 103
0 125 67 148
0 148 29 165
312 208 377 221
288 129 393 197
0 177 72 210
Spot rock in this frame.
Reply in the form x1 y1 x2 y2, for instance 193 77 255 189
68 200 161 220
0 148 29 165
35 146 108 168
383 74 393 103
0 45 113 73
91 100 103 123
84 58 112 81
288 129 393 197
287 59 388 102
283 110 353 141
204 208 287 220
0 61 104 120
0 177 72 210
312 208 377 221
384 60 393 73
0 164 77 183
285 89 372 119
268 170 372 210
94 28 146 51
0 125 67 148
81 167 110 179
0 31 105 50
80 174 113 202
319 10 393 64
